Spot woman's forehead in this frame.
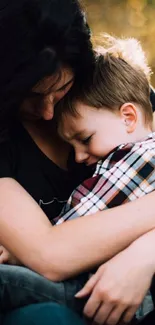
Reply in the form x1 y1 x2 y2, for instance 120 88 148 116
33 67 74 95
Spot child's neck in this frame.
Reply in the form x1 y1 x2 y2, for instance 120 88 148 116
126 124 152 144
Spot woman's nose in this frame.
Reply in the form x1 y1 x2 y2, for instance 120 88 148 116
42 94 54 120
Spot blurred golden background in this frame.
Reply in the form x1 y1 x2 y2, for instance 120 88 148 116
83 0 155 86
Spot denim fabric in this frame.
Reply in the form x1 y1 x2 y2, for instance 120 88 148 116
0 265 88 313
1 304 155 325
0 312 4 325
2 302 86 325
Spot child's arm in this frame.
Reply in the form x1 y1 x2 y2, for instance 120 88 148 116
0 177 155 281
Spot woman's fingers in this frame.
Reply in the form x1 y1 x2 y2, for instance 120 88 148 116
0 246 6 264
0 250 7 264
0 255 4 263
83 292 101 319
80 236 154 325
92 304 136 325
122 306 139 323
105 305 127 325
0 246 17 265
75 269 103 298
92 303 113 324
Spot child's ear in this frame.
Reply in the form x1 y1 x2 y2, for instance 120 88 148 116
120 103 137 133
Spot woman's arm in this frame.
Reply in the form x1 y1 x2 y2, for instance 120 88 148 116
0 177 155 281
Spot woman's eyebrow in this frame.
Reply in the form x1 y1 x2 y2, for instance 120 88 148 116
29 78 74 97
56 78 74 92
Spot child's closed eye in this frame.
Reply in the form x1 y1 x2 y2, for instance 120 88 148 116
81 135 92 145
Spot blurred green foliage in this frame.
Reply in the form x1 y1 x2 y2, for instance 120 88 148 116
83 0 155 86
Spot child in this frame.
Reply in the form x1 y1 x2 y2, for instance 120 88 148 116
55 36 155 322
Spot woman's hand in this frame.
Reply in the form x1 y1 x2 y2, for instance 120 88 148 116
76 231 155 325
0 245 21 265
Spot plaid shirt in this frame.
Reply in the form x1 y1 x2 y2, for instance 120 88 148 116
55 132 155 225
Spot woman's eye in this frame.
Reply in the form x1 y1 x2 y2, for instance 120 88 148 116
28 91 45 100
56 85 67 92
81 135 92 145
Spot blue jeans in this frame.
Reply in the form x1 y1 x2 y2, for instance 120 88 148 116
0 265 155 325
0 302 86 325
0 265 88 313
1 303 155 325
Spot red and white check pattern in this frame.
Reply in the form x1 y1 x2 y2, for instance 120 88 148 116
56 133 155 224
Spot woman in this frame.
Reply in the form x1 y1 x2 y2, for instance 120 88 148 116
0 0 94 323
0 1 155 324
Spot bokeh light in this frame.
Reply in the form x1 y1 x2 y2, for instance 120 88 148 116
83 0 155 86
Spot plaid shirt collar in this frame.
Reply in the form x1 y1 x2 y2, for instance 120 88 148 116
95 132 155 176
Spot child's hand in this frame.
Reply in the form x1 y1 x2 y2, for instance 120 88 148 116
0 245 21 265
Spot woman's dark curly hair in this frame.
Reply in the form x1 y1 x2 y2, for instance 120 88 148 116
0 0 94 139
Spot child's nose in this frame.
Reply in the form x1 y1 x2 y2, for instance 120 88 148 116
75 150 89 163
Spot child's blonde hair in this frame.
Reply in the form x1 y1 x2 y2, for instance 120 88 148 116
95 33 151 80
56 34 153 127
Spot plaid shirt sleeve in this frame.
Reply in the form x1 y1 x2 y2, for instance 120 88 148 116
55 133 155 225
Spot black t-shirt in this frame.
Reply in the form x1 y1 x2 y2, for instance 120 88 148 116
0 122 92 223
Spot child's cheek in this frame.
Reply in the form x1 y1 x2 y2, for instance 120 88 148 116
90 142 104 158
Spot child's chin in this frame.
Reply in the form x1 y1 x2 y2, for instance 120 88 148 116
86 160 98 166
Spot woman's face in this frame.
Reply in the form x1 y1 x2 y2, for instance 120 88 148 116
20 67 74 121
